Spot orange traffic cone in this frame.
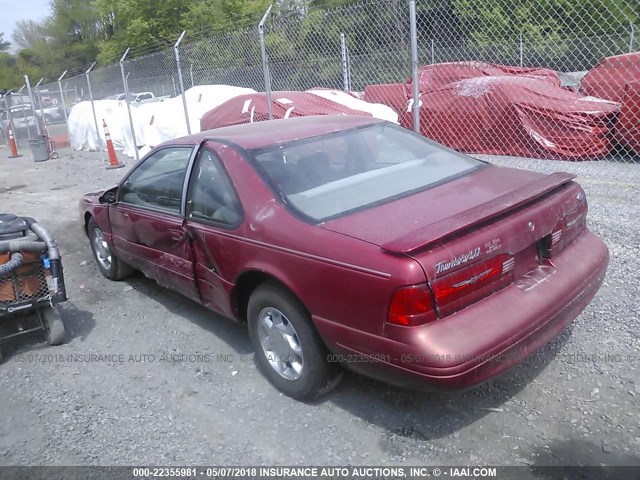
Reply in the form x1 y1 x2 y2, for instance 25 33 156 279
7 123 22 158
103 119 124 170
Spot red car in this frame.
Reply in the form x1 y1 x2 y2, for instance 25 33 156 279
80 116 609 400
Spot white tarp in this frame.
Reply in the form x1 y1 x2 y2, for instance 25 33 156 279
68 100 143 158
135 85 257 150
307 89 399 123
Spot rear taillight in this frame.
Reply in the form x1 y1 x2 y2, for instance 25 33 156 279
388 284 437 326
549 199 587 254
432 254 514 315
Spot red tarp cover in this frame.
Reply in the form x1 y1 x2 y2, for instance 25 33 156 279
411 63 561 93
580 52 640 155
398 63 620 160
616 81 640 154
363 83 407 115
200 91 370 131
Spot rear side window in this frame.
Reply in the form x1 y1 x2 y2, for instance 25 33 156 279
120 147 192 214
186 149 242 226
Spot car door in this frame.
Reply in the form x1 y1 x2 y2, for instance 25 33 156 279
109 145 200 302
184 145 244 316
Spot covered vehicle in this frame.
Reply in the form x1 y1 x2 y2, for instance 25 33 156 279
367 62 620 159
615 81 640 154
411 63 561 93
580 52 640 154
68 100 142 157
201 91 371 130
80 116 608 401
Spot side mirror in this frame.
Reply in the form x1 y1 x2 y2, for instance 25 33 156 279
99 187 118 204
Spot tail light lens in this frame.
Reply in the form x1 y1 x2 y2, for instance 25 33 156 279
432 254 514 316
388 284 437 326
548 199 587 255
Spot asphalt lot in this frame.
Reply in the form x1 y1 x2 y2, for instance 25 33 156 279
0 144 638 470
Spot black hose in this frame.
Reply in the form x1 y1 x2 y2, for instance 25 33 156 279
27 218 60 260
0 217 58 267
0 252 23 276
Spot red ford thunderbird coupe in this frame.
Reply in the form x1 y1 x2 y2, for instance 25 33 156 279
80 116 608 400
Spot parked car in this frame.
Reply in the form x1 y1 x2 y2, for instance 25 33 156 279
108 92 169 104
1 105 37 134
131 91 159 104
80 116 609 400
34 104 67 124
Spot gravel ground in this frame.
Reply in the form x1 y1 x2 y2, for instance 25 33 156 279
0 144 638 471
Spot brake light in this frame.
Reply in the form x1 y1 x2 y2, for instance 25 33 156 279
432 254 514 314
388 284 437 326
549 200 587 254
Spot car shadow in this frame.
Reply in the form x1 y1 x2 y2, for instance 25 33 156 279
323 324 575 441
527 438 640 479
533 438 640 466
0 301 95 362
102 272 580 444
124 272 253 355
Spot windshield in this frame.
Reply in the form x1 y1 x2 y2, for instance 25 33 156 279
251 123 482 221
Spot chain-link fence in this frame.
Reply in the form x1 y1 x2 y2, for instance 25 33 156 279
1 0 638 174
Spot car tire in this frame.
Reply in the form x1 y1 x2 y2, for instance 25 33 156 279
247 281 342 401
40 306 65 346
88 217 134 281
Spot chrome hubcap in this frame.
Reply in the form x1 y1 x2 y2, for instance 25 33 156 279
257 307 304 381
92 228 112 270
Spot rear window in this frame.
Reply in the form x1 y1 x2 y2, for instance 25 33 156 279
250 123 481 221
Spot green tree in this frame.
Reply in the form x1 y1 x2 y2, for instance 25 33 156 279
453 0 638 41
0 33 10 52
96 0 195 63
0 53 20 88
47 0 102 66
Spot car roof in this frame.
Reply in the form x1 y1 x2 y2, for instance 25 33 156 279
165 115 384 151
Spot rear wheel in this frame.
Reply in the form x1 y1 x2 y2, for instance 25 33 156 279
40 306 65 346
88 217 134 281
247 282 342 401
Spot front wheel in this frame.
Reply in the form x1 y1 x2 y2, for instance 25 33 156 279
247 282 342 401
40 306 65 346
88 217 134 281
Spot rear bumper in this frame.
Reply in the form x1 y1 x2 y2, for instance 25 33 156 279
314 230 609 390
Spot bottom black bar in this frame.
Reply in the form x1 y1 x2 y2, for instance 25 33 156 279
0 466 638 480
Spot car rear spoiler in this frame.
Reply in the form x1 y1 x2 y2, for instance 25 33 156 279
381 172 576 255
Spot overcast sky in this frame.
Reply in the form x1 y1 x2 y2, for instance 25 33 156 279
0 0 51 51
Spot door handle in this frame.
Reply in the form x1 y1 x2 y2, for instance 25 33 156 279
167 229 186 241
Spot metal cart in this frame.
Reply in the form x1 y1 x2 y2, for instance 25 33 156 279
0 214 67 362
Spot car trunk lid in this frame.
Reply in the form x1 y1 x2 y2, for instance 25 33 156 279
322 166 586 317
379 171 575 255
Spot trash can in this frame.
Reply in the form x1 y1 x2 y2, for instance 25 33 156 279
29 135 49 162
